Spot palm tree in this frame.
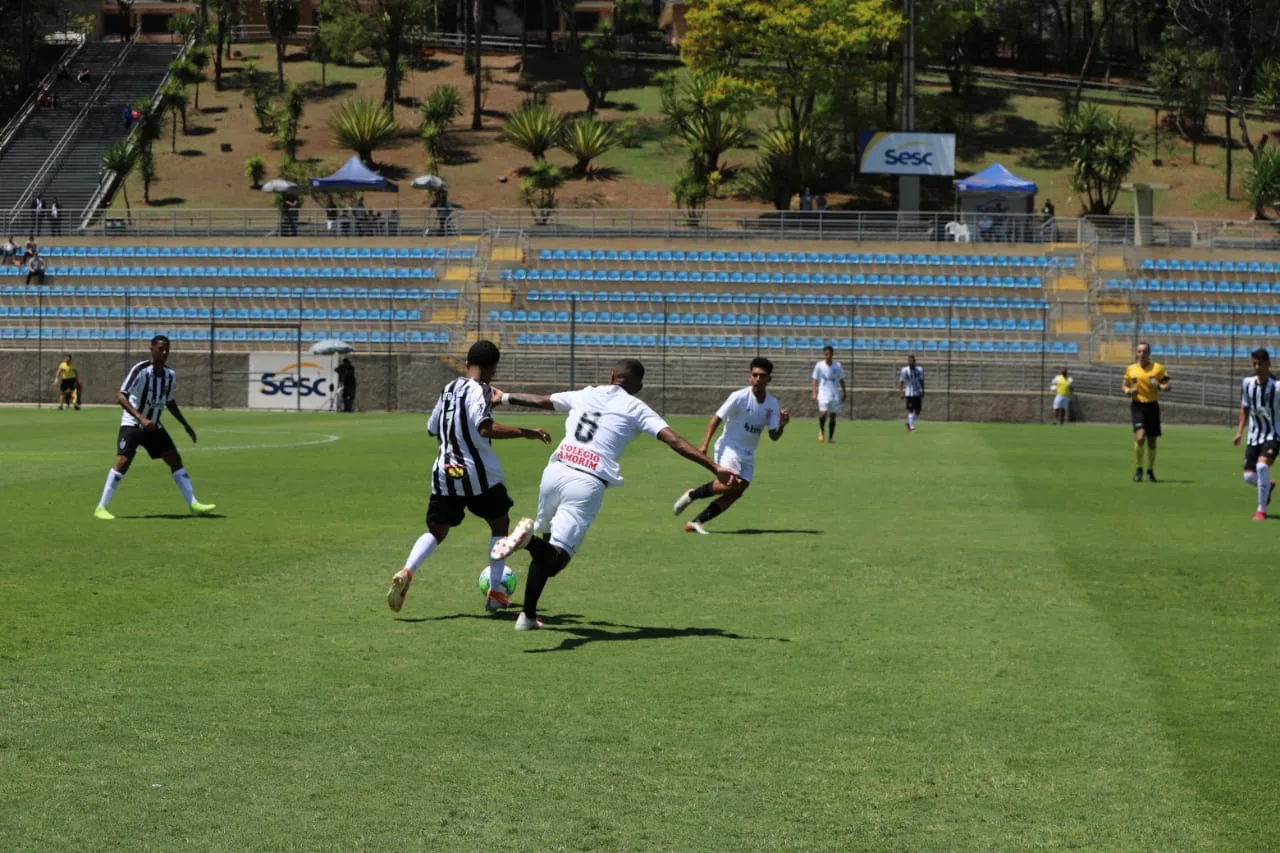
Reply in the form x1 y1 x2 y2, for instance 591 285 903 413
1245 149 1280 219
503 99 567 162
518 159 566 225
329 97 400 165
138 146 157 204
100 140 138 217
162 80 189 152
558 117 618 175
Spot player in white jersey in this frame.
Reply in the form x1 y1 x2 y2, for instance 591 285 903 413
93 334 216 520
811 344 846 443
898 354 925 432
673 356 789 534
488 358 740 630
387 341 551 613
1232 347 1280 520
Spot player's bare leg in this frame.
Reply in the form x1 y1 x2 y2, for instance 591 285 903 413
1133 427 1147 482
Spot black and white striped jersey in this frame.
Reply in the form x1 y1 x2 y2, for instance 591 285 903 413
427 377 504 496
1241 374 1280 446
119 360 176 428
899 365 925 397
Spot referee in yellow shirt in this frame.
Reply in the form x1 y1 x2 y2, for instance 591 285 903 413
52 354 79 410
1122 342 1170 482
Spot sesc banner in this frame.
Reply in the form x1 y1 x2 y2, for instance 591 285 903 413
248 353 335 410
858 132 956 176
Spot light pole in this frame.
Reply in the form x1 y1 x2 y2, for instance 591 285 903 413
898 0 920 214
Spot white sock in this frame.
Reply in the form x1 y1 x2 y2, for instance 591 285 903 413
404 532 438 575
907 413 916 429
1257 462 1271 512
98 469 123 509
171 467 196 506
488 536 506 593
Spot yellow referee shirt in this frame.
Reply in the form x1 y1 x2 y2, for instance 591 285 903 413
1052 374 1073 396
56 360 77 381
1124 362 1168 403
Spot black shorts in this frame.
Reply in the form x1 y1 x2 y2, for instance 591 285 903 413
1244 440 1280 471
905 395 923 413
117 425 177 459
60 377 77 393
426 483 513 528
1130 401 1161 438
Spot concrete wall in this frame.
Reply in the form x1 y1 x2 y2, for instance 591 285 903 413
0 349 1234 426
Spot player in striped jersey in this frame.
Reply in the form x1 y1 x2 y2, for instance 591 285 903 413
386 341 551 613
898 355 925 432
93 335 216 520
1232 348 1280 520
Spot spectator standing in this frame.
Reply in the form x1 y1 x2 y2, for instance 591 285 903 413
388 209 401 236
32 194 43 236
335 358 357 412
1 236 16 265
49 200 61 236
799 187 813 211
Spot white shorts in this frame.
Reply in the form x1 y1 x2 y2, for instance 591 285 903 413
534 461 607 556
714 443 756 484
1053 395 1070 411
817 396 840 414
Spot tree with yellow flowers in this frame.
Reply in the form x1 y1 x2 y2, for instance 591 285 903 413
682 0 904 209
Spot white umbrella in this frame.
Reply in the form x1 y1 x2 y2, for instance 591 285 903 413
412 175 447 191
261 179 299 193
310 339 355 355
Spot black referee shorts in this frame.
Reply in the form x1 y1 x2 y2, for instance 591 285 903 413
426 483 513 528
1130 401 1161 438
116 425 177 460
59 377 77 394
1244 440 1280 471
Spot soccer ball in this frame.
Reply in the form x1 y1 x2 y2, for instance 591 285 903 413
479 565 518 598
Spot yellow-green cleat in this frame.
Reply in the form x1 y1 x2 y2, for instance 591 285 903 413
93 506 115 520
189 501 217 515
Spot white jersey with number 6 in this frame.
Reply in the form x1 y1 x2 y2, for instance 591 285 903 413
548 384 670 486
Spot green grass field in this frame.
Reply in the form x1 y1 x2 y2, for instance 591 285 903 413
3 408 1278 851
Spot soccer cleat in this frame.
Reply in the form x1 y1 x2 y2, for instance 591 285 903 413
485 589 511 611
514 613 543 631
93 506 115 520
1254 510 1268 521
1146 470 1157 483
490 517 534 561
1133 469 1144 483
190 500 217 515
684 521 709 535
386 568 412 612
672 490 694 516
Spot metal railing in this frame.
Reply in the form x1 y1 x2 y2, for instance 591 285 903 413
0 35 86 161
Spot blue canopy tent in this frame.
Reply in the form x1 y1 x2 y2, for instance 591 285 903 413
953 163 1038 242
309 155 399 192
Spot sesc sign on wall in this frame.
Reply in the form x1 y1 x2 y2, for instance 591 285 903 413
248 353 335 410
858 132 956 176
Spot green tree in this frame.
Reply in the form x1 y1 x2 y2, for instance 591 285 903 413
503 99 567 162
329 96 400 164
659 70 754 178
518 159 566 224
558 117 619 175
275 83 306 160
162 79 189 152
138 146 157 205
319 0 427 113
671 164 721 224
245 153 268 187
735 119 843 210
1244 146 1280 219
580 26 620 114
1149 35 1216 165
683 0 903 208
1057 103 1143 215
212 0 241 90
101 140 138 217
263 0 300 93
919 0 983 97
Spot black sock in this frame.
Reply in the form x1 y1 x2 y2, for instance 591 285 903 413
523 558 549 618
526 534 556 566
692 502 725 525
689 482 716 501
827 418 836 440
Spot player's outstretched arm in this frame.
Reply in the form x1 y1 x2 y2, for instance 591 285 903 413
656 427 739 485
493 388 557 411
479 421 552 444
166 400 197 443
698 415 722 454
1233 406 1248 446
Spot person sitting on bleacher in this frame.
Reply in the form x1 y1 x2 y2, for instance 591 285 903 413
26 254 46 285
76 66 92 85
24 237 38 260
1 236 16 266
